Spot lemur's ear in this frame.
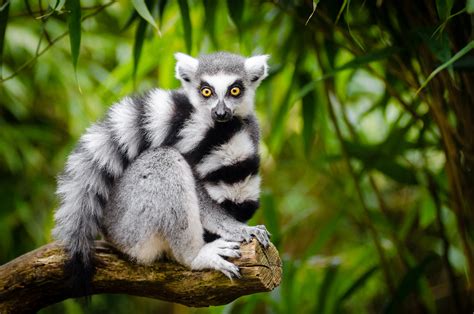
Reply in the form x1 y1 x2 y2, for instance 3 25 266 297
175 52 198 84
245 55 270 85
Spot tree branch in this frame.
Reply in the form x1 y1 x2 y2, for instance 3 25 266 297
0 239 282 313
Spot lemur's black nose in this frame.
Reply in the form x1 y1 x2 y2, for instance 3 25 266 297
212 101 232 122
212 110 231 122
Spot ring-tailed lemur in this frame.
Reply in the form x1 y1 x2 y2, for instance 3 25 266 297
52 52 270 289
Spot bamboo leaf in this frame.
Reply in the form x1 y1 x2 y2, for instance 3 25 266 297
305 0 319 25
304 210 343 259
132 0 159 33
298 72 317 156
261 191 280 247
316 47 399 82
157 0 168 26
203 0 218 47
133 17 148 84
417 40 474 94
66 0 81 72
384 254 437 314
177 0 192 53
374 160 418 185
435 0 454 21
49 0 66 11
121 11 139 31
466 0 474 14
0 0 9 79
336 265 379 305
226 0 244 31
335 0 348 23
316 261 339 314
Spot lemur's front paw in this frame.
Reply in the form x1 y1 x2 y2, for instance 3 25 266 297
191 239 241 279
241 225 270 248
220 225 270 248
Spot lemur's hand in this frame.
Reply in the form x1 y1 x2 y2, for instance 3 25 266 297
219 225 270 248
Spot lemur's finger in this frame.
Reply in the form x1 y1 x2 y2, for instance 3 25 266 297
214 239 240 249
221 262 241 279
218 248 241 258
255 231 270 248
256 225 272 237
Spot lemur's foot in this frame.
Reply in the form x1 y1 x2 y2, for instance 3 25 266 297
191 239 241 279
220 225 271 248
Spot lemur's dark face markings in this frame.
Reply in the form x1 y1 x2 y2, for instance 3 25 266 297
175 52 269 123
197 78 247 122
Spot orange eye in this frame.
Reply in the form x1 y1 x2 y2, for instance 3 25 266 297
230 87 241 97
201 88 212 98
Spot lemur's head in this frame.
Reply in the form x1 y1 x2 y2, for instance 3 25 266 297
175 52 269 122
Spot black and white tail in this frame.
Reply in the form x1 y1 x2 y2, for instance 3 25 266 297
52 90 170 294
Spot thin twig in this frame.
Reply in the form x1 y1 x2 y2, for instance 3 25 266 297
11 2 117 18
0 1 116 84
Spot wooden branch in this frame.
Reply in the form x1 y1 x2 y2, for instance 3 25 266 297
0 239 281 313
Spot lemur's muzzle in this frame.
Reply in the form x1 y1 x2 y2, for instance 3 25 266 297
211 100 232 122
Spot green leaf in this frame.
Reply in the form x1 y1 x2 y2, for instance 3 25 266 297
298 72 317 156
436 0 454 21
203 0 218 47
373 160 418 185
304 210 343 259
305 0 319 25
132 0 159 33
261 191 280 247
335 0 348 23
49 0 66 11
417 40 474 94
336 265 379 306
66 0 81 72
157 0 168 26
318 47 399 81
384 254 437 314
466 0 474 14
133 16 148 84
316 262 339 314
226 0 244 31
121 10 139 31
344 139 418 185
0 0 9 79
177 0 192 53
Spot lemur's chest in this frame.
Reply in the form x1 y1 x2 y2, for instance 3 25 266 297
174 113 255 173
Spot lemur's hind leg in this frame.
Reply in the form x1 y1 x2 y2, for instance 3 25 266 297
102 147 241 278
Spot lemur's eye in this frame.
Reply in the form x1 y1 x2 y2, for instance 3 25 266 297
201 87 212 98
230 87 241 97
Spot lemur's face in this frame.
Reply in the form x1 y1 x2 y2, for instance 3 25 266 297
175 52 269 122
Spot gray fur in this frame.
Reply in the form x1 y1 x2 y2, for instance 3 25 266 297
196 52 246 76
53 52 270 281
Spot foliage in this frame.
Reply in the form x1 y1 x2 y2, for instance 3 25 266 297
1 0 473 313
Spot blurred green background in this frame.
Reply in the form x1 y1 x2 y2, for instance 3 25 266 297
1 0 474 313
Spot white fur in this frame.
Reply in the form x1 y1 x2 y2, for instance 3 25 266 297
143 89 175 147
175 155 204 265
202 73 240 99
175 107 214 154
127 234 170 265
245 55 270 83
234 89 256 118
190 239 241 278
81 124 123 178
205 175 261 204
196 130 255 177
62 152 110 200
108 97 142 160
175 52 198 82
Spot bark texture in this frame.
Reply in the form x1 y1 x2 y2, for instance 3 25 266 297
0 239 281 313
